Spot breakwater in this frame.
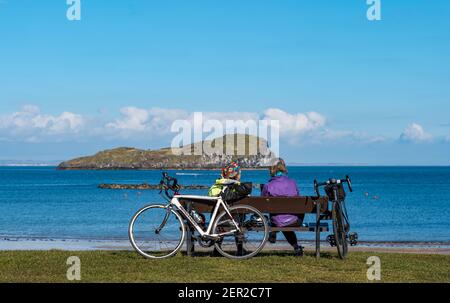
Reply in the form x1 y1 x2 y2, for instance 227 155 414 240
98 183 262 190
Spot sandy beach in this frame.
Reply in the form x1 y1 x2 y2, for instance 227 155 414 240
2 237 449 255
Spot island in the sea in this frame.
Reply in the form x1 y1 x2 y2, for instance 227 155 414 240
57 134 275 170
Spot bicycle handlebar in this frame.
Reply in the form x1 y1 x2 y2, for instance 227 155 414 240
314 175 353 196
159 172 181 200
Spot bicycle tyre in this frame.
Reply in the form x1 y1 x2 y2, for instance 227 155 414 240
129 204 186 259
332 202 348 259
211 204 269 260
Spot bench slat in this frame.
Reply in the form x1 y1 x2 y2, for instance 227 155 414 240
181 196 328 213
213 226 329 232
271 226 329 232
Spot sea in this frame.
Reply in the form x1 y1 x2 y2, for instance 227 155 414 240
0 166 449 246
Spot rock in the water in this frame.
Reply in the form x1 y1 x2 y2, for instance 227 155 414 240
98 183 261 190
98 183 211 190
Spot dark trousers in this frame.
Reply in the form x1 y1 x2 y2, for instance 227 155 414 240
282 231 299 248
211 211 244 256
272 214 305 249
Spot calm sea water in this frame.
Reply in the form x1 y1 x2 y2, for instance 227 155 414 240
0 166 449 242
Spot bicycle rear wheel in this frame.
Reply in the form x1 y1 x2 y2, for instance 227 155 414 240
212 205 269 260
332 202 348 259
129 204 185 259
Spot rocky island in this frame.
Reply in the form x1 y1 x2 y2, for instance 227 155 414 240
57 134 275 170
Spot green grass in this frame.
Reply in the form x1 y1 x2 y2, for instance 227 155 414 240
0 250 449 283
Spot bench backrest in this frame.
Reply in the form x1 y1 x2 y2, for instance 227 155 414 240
180 196 328 214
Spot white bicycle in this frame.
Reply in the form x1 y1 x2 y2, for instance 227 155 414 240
129 172 269 260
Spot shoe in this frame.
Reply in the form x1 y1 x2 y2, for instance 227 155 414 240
268 231 277 244
294 246 304 257
211 248 222 257
236 248 249 257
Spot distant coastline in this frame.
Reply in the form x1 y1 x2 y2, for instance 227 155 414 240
0 160 62 167
54 165 450 170
0 164 57 167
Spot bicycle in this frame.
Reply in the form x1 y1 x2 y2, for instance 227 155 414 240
314 176 358 259
129 172 269 260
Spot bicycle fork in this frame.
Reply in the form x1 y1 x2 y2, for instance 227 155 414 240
155 207 172 234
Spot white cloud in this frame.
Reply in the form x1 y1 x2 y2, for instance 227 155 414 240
0 105 85 142
399 123 432 143
262 108 326 136
0 104 397 147
147 108 190 132
203 111 260 123
104 107 191 139
103 107 325 140
106 107 149 131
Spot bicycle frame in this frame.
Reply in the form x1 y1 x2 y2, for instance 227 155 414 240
331 186 350 230
168 195 242 238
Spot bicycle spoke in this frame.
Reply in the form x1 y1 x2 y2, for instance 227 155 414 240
212 205 268 259
129 205 185 259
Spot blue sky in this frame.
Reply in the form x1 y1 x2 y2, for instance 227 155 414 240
0 0 449 164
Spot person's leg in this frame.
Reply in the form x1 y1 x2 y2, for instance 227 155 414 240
235 234 244 256
268 214 278 243
213 212 245 257
281 215 305 256
282 231 298 247
295 214 305 256
281 231 303 256
298 214 305 225
282 214 304 247
210 210 221 256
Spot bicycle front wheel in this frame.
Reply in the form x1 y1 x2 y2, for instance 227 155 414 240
332 202 348 259
129 204 186 259
212 205 269 260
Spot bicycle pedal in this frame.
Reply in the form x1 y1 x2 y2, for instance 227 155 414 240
327 234 336 247
320 210 333 220
348 232 358 246
197 237 216 248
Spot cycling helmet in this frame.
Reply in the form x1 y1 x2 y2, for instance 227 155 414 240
221 161 241 179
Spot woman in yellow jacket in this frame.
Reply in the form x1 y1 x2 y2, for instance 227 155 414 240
208 161 252 256
208 162 252 201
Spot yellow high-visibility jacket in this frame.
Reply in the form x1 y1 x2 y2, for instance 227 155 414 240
208 178 240 197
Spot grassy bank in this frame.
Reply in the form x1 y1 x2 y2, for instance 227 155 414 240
0 250 449 283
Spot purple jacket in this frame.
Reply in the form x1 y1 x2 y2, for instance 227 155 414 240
261 175 300 227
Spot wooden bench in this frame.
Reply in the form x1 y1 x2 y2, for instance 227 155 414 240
181 196 330 258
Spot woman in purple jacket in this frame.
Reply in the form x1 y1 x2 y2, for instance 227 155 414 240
261 158 304 256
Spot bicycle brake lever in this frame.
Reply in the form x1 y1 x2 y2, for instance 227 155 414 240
346 175 353 192
313 180 320 197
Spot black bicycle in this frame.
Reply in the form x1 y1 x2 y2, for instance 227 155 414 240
314 176 357 259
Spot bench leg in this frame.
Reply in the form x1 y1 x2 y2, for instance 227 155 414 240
315 201 321 258
186 226 195 256
186 202 195 257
